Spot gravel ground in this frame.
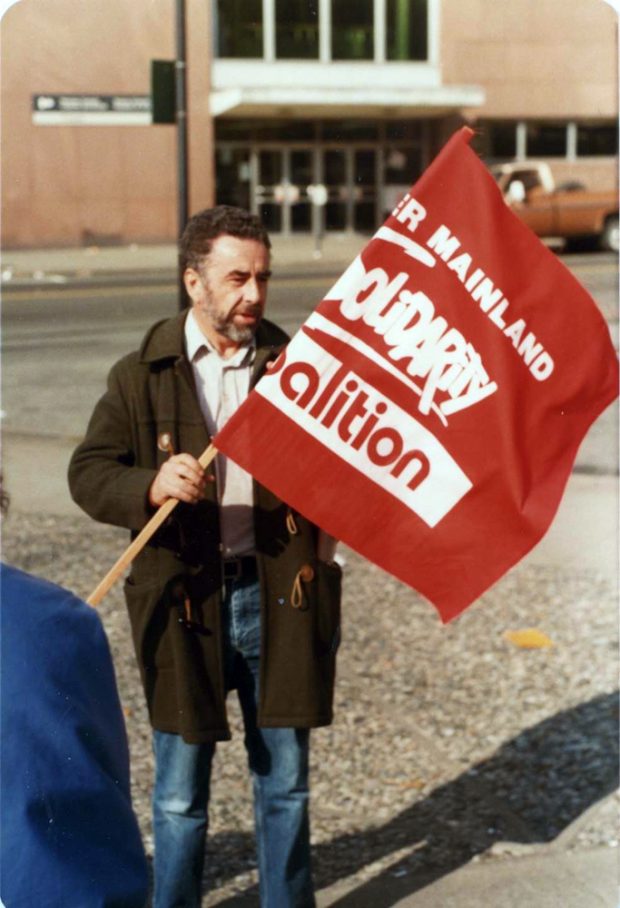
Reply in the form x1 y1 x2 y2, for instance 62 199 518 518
3 511 618 905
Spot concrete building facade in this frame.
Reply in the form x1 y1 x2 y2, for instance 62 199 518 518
1 0 617 247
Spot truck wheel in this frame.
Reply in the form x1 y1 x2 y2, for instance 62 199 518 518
601 215 619 253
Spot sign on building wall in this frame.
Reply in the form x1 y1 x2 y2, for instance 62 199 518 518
32 94 151 126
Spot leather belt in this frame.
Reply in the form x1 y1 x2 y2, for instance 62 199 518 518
222 555 258 581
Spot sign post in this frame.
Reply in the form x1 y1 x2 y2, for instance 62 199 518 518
175 0 189 310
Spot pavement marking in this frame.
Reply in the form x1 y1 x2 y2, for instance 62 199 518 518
1 274 335 302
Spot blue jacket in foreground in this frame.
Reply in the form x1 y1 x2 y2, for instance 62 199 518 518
0 563 149 908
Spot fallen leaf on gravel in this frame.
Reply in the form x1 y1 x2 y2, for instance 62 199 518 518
504 628 554 649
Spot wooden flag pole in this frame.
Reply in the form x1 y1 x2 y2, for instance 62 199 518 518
87 443 219 607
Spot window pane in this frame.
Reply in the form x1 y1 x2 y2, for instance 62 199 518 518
324 150 346 185
215 149 251 209
332 0 373 60
577 124 618 157
216 0 262 58
258 150 282 186
253 121 316 141
355 149 375 185
386 0 428 61
215 120 316 142
384 146 422 184
291 150 314 186
473 121 517 159
260 204 283 232
385 120 424 141
383 146 422 218
321 120 379 141
527 124 567 157
276 0 319 59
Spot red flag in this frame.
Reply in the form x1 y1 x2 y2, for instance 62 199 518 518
214 127 618 622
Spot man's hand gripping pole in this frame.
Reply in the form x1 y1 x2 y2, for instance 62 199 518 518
87 444 218 607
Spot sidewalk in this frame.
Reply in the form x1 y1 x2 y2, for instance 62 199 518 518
316 842 618 907
0 234 367 285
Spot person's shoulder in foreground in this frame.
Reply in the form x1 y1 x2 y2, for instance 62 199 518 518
0 563 149 908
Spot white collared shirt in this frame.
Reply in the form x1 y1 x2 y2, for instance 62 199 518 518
184 309 256 557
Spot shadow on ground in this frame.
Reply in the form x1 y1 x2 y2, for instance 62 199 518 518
207 691 619 906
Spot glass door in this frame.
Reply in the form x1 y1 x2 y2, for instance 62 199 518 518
215 148 251 210
323 149 348 231
255 149 283 233
290 150 313 232
354 149 377 233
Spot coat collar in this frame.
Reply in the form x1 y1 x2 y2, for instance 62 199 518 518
138 309 289 369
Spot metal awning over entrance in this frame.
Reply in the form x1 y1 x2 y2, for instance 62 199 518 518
211 84 485 118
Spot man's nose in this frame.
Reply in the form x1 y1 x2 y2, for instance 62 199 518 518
244 277 264 304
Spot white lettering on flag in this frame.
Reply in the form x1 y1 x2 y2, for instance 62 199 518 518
258 331 472 527
323 252 498 422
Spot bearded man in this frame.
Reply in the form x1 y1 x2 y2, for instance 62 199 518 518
68 206 342 908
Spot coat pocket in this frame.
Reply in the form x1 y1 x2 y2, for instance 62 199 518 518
123 575 174 670
314 560 343 657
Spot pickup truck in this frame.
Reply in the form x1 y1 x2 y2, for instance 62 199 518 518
491 161 619 252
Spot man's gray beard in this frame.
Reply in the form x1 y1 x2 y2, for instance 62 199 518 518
201 288 261 346
215 319 257 345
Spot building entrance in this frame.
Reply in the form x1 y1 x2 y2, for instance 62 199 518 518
215 119 429 235
252 145 379 234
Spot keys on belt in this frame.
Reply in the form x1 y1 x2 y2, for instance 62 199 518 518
222 555 258 581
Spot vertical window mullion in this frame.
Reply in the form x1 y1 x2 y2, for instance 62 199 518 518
320 0 330 61
516 122 527 161
567 122 577 161
346 147 354 231
428 0 439 66
282 149 291 235
374 0 386 62
250 147 259 215
263 0 275 61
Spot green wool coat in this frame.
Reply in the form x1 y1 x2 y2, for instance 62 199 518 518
68 311 342 743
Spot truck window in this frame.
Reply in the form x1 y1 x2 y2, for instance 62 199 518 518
506 171 541 193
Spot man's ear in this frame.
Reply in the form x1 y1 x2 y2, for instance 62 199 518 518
183 268 201 304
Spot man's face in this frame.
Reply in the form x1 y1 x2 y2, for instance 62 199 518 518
184 234 271 349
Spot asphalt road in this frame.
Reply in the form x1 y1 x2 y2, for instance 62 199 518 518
2 252 618 474
1 273 333 439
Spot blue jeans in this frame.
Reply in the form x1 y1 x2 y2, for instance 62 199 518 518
152 576 315 908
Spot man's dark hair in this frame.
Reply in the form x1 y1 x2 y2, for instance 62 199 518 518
179 205 271 272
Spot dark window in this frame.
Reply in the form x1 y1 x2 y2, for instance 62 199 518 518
505 170 544 193
577 124 618 157
291 150 314 186
331 0 373 60
321 120 379 141
215 149 251 209
258 150 283 187
215 120 316 141
324 150 347 185
527 124 566 157
276 0 319 59
216 120 255 141
384 147 422 184
385 121 424 141
216 0 262 58
355 149 375 185
386 0 428 61
473 122 517 159
252 121 316 141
